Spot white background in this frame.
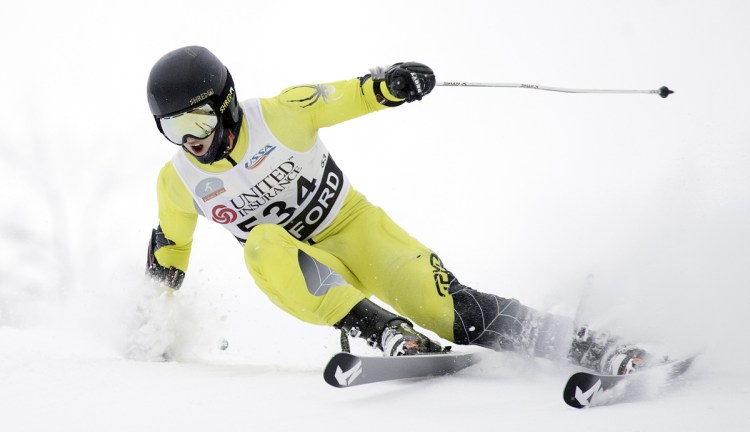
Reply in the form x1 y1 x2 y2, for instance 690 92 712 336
1 1 749 430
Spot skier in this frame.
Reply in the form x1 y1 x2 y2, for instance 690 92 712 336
146 46 646 375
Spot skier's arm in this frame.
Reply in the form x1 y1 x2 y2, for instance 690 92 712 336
146 162 198 289
261 62 435 151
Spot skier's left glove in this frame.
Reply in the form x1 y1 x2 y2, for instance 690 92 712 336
384 62 436 103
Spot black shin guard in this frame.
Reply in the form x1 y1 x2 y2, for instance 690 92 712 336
448 273 573 359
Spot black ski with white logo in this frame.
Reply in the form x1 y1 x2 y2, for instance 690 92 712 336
323 351 482 388
562 355 698 408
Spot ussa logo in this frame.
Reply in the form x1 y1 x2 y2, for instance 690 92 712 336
245 145 277 169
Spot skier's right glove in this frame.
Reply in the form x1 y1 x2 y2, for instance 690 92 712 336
384 62 436 103
147 259 185 290
146 226 185 290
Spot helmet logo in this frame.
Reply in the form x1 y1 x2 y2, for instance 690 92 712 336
220 87 235 114
189 88 215 106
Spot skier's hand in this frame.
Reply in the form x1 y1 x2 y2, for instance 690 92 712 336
146 227 185 290
385 62 436 102
147 263 185 290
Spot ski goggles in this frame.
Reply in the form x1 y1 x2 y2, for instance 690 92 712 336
159 103 219 145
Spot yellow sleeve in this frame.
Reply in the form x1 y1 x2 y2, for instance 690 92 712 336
260 76 402 152
153 161 199 272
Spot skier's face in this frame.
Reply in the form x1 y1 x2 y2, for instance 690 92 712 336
183 132 215 157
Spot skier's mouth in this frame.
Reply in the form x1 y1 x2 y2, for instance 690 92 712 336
186 143 206 155
184 132 214 156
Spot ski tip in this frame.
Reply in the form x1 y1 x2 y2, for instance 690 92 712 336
323 350 484 388
664 353 700 379
323 352 361 388
562 372 601 409
562 353 702 409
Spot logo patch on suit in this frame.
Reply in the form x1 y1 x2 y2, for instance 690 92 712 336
212 205 237 224
430 253 450 297
245 145 277 169
196 178 226 202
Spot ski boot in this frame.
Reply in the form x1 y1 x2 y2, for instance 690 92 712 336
335 299 443 356
380 319 444 356
569 326 648 375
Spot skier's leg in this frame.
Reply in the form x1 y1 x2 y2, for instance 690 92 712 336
449 273 649 373
245 220 441 356
243 223 366 326
310 192 456 340
311 191 559 355
314 192 646 372
447 272 574 359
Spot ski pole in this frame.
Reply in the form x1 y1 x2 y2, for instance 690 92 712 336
436 81 674 98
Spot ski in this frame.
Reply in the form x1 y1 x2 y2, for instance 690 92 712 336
323 351 483 388
562 355 698 408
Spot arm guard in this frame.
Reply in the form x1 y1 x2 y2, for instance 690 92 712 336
146 225 185 289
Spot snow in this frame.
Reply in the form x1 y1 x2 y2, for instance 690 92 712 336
2 0 750 430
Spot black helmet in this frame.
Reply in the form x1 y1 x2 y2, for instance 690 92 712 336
147 46 242 164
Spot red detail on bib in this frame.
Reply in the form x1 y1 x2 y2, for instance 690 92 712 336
212 205 237 224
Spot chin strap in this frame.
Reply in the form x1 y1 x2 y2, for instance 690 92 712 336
224 129 238 166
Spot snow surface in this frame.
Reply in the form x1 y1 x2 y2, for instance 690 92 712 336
2 1 750 430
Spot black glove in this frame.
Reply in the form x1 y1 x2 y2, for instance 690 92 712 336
384 62 436 102
146 226 185 289
147 261 185 289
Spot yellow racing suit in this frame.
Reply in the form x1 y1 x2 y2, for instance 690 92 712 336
152 76 457 340
150 69 642 372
